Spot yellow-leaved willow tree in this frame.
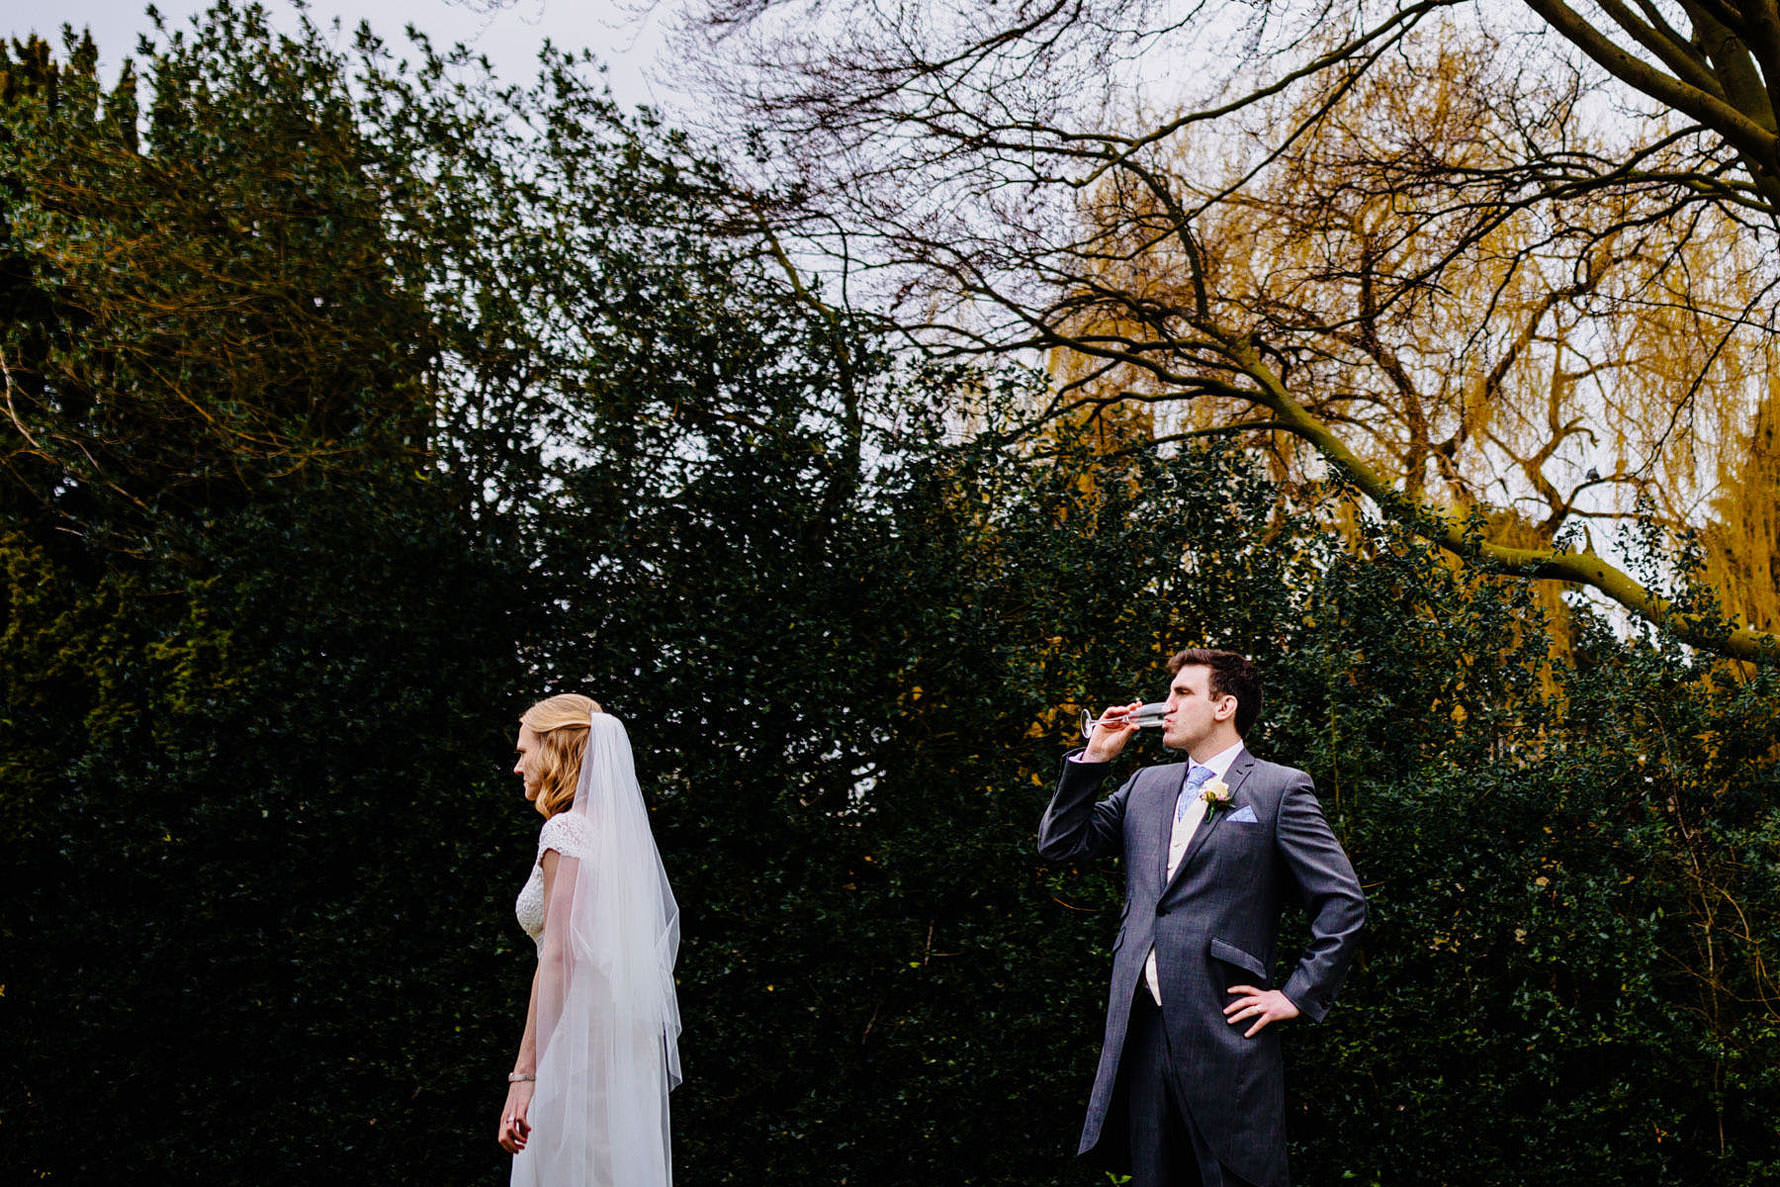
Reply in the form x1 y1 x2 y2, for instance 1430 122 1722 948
1705 381 1780 635
1045 29 1780 658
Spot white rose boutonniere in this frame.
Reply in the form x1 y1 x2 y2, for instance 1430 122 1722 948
1200 778 1233 813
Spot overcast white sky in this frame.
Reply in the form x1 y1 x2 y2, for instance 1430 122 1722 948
11 0 680 110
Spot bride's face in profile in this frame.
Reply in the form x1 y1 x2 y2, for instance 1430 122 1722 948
513 724 543 803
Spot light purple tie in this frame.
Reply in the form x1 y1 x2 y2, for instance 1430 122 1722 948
1174 763 1216 823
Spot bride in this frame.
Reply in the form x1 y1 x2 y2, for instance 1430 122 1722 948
497 694 682 1185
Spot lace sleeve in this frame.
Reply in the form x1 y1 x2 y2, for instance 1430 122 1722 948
536 811 595 863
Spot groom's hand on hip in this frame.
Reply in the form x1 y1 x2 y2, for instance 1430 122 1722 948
1224 986 1301 1038
1081 702 1143 763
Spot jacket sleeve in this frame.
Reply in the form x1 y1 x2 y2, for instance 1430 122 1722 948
1274 774 1366 1022
1037 750 1137 862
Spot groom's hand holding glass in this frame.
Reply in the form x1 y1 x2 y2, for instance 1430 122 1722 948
1082 702 1147 763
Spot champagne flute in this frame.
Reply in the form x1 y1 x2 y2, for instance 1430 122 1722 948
1079 701 1170 739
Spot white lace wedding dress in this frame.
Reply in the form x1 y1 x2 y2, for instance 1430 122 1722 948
511 807 673 1186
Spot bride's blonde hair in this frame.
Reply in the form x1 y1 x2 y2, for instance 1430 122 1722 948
520 693 603 818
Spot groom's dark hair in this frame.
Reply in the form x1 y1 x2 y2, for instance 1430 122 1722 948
1167 648 1262 737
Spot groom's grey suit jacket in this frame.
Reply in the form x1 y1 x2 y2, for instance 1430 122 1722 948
1038 747 1365 1184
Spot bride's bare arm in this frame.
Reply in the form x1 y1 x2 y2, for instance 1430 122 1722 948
498 849 560 1153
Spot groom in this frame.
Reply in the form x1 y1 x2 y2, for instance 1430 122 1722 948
1038 649 1365 1187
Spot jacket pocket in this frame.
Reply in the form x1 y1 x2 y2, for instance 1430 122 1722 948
1209 937 1268 982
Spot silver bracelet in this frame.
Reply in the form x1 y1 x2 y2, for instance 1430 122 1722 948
507 1072 535 1083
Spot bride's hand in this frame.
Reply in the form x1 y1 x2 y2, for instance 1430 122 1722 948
497 1080 534 1153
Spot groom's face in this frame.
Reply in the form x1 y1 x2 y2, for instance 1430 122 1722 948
1162 664 1230 752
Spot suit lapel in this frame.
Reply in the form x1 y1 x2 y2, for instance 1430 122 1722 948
1155 762 1191 890
1162 748 1256 899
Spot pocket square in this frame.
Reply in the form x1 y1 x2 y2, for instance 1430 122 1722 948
1227 804 1258 824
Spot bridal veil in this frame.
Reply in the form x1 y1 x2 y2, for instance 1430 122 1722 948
514 712 681 1186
